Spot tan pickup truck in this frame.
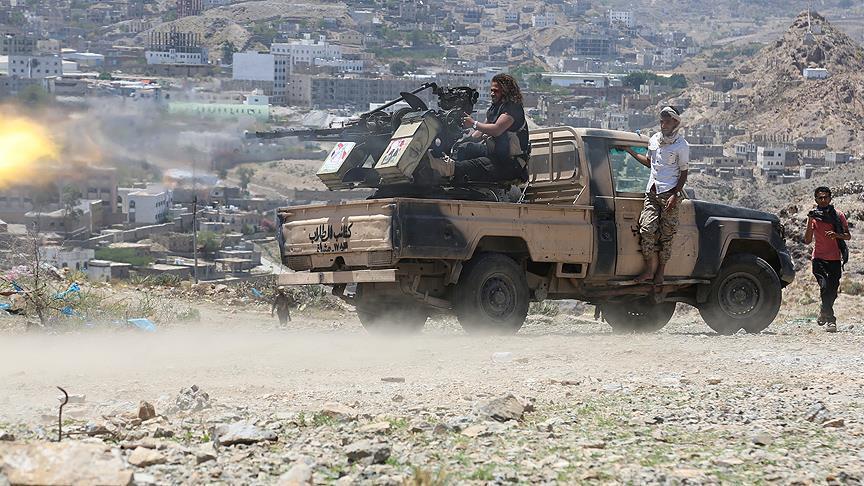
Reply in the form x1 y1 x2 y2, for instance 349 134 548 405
277 127 794 335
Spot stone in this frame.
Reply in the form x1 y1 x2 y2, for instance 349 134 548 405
277 463 313 486
344 440 390 465
822 418 845 428
478 393 528 422
214 421 277 446
714 457 744 467
196 451 217 465
461 425 489 438
85 422 112 437
152 427 174 439
707 378 722 385
128 447 166 467
132 472 157 484
580 440 606 449
138 401 156 421
380 377 405 383
391 395 405 402
0 432 13 442
805 402 829 423
320 403 358 422
66 394 87 404
359 422 391 434
0 442 133 485
174 385 211 412
752 431 774 446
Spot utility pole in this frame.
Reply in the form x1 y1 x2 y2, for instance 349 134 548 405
192 195 199 283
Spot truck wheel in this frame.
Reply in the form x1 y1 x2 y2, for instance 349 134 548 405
600 300 675 333
698 254 782 335
455 253 529 334
355 283 428 334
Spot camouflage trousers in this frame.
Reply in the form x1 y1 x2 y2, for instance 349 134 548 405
639 191 680 264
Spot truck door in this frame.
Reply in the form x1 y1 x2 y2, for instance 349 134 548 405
608 145 698 278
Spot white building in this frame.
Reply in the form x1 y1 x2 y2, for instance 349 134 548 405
504 11 519 23
608 10 634 28
435 69 498 104
803 67 829 80
145 48 208 65
7 54 62 78
531 13 557 28
232 51 288 104
313 58 363 72
39 246 96 271
756 146 786 171
540 72 623 88
271 38 342 66
125 187 173 224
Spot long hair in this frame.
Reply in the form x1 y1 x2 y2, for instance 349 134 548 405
492 73 523 105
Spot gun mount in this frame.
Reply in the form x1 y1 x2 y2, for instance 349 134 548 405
249 83 480 191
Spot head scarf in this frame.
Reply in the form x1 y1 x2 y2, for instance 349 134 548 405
659 106 682 145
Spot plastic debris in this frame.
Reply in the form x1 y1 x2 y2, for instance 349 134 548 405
251 288 264 298
127 318 157 332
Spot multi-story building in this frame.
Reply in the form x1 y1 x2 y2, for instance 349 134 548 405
124 187 173 224
574 34 614 57
532 12 557 28
177 0 202 17
608 10 634 28
435 69 498 104
271 37 342 67
1 33 36 55
145 30 208 66
756 146 787 172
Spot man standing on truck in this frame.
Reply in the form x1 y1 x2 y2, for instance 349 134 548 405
429 73 530 184
619 106 689 285
804 186 851 333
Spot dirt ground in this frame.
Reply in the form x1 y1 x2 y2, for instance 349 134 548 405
2 297 864 484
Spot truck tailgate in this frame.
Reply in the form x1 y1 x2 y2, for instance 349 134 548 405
278 200 394 256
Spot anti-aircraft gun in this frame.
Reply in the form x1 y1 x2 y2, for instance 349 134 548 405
248 83 479 191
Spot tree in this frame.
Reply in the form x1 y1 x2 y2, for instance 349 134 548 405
98 71 113 80
61 185 83 235
237 167 255 192
221 42 236 65
390 60 409 76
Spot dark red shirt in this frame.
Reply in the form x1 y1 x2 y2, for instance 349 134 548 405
811 211 848 261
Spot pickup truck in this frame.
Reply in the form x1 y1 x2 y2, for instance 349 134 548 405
277 127 795 335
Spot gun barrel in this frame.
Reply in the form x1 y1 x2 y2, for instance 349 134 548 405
246 127 346 141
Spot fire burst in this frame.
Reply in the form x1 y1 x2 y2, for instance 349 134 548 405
0 114 58 188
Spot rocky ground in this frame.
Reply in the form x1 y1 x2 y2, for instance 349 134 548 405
2 295 864 485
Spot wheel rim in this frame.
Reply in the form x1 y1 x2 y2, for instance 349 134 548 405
718 272 762 318
480 275 516 320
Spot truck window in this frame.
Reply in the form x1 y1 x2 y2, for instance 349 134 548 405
610 146 650 194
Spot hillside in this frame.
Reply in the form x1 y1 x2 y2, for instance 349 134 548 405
686 11 864 156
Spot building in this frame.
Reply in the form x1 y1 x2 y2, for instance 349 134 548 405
531 12 557 28
1 33 36 55
309 76 434 109
177 0 202 17
608 10 634 28
575 34 614 57
86 259 132 281
145 30 208 66
125 187 173 224
757 146 787 172
39 246 96 271
271 37 342 67
7 53 62 78
540 72 622 89
435 69 498 104
803 67 828 80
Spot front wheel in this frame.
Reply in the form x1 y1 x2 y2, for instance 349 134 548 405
600 299 676 333
454 253 529 334
698 254 782 335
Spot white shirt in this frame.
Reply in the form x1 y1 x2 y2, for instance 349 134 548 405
646 132 689 193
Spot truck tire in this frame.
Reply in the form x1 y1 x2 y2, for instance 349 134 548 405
698 254 782 335
355 283 428 334
600 300 675 333
455 253 529 334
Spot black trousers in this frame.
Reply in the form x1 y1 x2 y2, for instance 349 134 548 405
453 157 524 183
812 258 842 322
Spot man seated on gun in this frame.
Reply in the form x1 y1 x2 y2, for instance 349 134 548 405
429 73 530 184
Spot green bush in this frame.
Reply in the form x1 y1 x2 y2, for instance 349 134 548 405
95 248 153 266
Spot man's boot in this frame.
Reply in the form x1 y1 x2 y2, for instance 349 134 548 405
653 261 666 285
428 152 455 178
636 254 658 283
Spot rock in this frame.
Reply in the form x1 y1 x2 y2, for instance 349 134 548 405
714 457 744 467
359 422 391 434
580 440 606 449
128 447 166 467
391 395 405 402
214 421 277 446
195 449 217 465
66 394 87 404
805 402 829 423
380 377 405 383
120 438 159 450
152 427 174 439
319 403 358 422
174 385 211 412
432 423 451 435
132 472 157 485
707 378 723 385
0 432 13 442
138 401 156 421
277 463 313 486
537 418 559 432
344 440 391 465
752 431 774 446
478 393 529 422
822 418 845 428
461 424 489 438
85 422 112 437
0 442 133 485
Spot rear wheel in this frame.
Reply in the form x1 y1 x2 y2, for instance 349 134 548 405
354 283 428 334
698 254 782 335
600 299 676 333
454 253 529 334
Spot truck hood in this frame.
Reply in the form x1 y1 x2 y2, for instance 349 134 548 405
691 200 779 224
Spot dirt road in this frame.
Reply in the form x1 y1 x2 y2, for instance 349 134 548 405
1 304 863 484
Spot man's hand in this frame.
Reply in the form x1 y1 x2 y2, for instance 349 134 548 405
826 230 838 240
664 194 679 211
463 115 476 129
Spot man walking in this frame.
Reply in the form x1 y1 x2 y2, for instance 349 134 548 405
619 106 689 284
271 286 293 327
804 186 851 333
